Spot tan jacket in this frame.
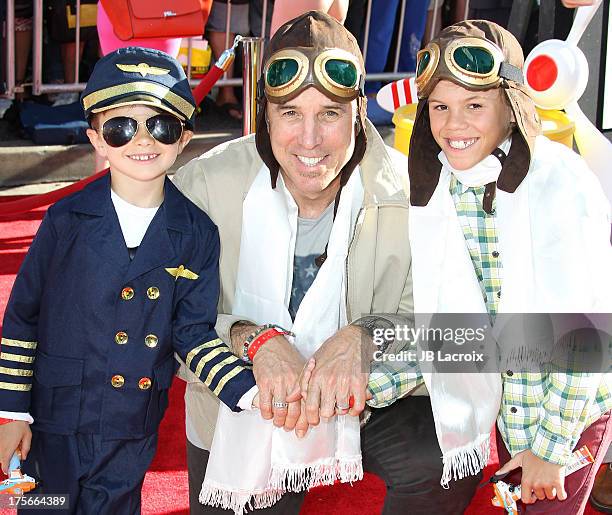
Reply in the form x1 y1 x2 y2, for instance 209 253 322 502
172 121 413 449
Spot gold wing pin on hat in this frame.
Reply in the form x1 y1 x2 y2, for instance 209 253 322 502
116 63 170 77
165 265 199 281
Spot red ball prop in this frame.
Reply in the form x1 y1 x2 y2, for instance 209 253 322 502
526 54 558 92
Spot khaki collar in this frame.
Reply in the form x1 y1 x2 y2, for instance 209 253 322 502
359 119 409 206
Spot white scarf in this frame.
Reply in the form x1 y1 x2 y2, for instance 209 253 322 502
412 136 612 484
414 139 511 486
200 165 365 514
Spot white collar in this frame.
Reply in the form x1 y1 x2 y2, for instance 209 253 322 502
438 137 512 189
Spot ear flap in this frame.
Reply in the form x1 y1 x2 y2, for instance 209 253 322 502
496 86 541 193
407 99 443 206
339 95 367 186
255 97 281 188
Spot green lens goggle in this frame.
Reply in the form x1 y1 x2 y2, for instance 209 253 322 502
415 37 523 98
264 48 363 103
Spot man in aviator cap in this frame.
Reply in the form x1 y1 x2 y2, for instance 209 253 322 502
174 10 480 515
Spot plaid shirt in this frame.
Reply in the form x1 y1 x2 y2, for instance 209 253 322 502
449 176 503 318
367 176 611 465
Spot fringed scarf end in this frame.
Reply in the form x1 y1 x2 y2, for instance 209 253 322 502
440 433 491 487
269 456 363 492
200 457 363 514
199 482 283 515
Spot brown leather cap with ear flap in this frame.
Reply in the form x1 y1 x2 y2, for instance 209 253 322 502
408 20 542 206
255 10 367 188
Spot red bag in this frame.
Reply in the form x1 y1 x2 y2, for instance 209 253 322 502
100 0 212 41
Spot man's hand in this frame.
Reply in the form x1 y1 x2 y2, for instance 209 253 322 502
0 421 31 474
301 325 373 425
251 335 306 428
496 449 567 504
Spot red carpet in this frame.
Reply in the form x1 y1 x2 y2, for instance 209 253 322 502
0 199 602 514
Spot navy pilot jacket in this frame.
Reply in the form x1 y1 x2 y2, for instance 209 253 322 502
0 173 255 439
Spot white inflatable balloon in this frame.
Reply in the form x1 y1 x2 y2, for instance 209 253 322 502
524 0 612 205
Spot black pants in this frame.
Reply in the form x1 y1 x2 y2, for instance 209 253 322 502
361 396 481 515
188 396 480 514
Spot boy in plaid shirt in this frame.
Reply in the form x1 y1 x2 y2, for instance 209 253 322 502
367 20 611 514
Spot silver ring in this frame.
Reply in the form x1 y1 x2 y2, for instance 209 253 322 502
272 400 288 409
335 403 350 411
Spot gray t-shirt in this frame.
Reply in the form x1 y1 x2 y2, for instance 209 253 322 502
289 203 334 320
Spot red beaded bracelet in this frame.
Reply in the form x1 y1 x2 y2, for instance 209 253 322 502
247 327 292 362
0 417 16 425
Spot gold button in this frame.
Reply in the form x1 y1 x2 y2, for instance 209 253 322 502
121 287 134 301
147 287 160 300
144 334 158 348
115 331 128 345
138 377 152 390
111 374 125 388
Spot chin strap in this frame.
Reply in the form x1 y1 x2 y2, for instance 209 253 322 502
482 147 508 215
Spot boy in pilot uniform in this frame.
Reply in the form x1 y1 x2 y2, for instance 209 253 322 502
0 47 258 513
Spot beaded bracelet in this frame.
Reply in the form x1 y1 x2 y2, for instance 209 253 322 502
241 324 294 363
241 325 271 362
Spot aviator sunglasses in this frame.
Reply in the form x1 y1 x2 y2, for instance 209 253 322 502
98 114 184 148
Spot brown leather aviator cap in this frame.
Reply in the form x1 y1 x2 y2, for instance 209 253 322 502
255 10 368 188
408 20 542 207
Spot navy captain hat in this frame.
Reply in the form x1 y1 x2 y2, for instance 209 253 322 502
81 47 196 129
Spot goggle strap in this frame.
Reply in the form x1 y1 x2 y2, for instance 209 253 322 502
499 62 524 85
257 77 265 101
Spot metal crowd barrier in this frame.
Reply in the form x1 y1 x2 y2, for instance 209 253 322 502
2 0 438 99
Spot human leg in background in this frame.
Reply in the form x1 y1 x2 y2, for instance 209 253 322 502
270 0 349 37
249 0 274 40
361 396 482 515
48 41 86 106
469 0 514 29
397 0 430 73
363 0 399 95
423 0 443 45
206 1 250 121
14 18 32 101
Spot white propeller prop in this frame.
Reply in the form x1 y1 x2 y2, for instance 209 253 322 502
376 76 418 113
524 0 612 205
